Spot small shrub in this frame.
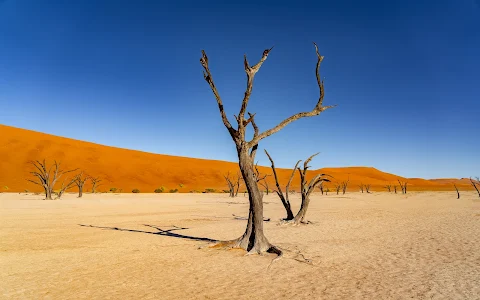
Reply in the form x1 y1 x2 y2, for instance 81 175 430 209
169 188 178 193
3 186 9 190
132 189 140 193
204 188 216 193
109 187 117 193
179 183 184 188
154 187 164 193
189 190 200 193
222 189 230 193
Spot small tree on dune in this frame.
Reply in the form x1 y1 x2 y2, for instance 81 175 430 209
200 43 335 253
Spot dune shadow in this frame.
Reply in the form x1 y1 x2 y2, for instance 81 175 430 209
78 224 216 242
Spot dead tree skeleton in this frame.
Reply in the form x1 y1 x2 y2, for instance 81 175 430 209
200 43 335 253
334 183 341 195
384 185 392 192
90 177 102 193
224 172 242 197
470 177 480 197
341 178 349 195
398 180 408 194
27 160 77 200
359 184 364 193
254 163 271 195
454 184 460 199
73 171 90 198
265 150 331 224
365 184 371 193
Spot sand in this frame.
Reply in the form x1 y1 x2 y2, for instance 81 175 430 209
1 191 479 299
0 124 474 193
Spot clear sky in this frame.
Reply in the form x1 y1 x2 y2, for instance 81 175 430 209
0 0 479 179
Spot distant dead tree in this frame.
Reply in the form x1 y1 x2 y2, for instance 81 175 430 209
365 184 371 193
454 184 460 199
325 186 330 195
200 43 335 253
265 150 330 224
359 184 364 193
73 171 90 198
224 172 235 197
470 177 480 197
384 184 392 192
224 172 242 197
27 160 78 200
394 185 398 194
318 182 324 195
341 178 350 195
254 163 271 195
334 183 341 195
90 177 102 193
398 180 408 194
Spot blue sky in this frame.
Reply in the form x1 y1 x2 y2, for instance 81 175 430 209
0 0 479 179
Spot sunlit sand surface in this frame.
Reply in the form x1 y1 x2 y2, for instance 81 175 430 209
1 192 479 299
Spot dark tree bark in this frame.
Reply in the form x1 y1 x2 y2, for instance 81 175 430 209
27 160 77 200
73 172 89 198
265 150 298 220
454 184 460 199
394 185 397 194
384 185 392 192
470 177 480 197
90 177 102 193
200 43 335 253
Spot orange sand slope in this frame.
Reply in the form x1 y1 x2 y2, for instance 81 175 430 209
0 124 474 193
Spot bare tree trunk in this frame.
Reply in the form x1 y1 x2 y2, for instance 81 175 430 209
394 186 397 194
45 187 53 200
470 178 480 197
234 149 272 253
359 184 364 193
454 184 460 199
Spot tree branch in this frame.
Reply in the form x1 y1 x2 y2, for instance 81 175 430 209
247 42 336 148
200 50 237 138
238 47 274 124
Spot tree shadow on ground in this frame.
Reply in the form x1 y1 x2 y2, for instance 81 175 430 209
78 224 216 242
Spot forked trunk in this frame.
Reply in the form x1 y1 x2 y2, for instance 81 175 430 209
293 195 311 224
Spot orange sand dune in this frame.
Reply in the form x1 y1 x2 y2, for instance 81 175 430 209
0 124 474 193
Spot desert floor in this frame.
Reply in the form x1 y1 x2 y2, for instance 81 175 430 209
1 192 480 299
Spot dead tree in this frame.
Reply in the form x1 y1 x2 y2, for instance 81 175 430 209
200 43 335 253
365 184 371 193
73 171 90 198
384 185 392 192
90 177 102 193
325 187 330 195
27 160 77 200
454 184 460 199
398 180 408 194
264 150 298 220
234 173 242 197
359 184 364 193
470 177 480 197
341 178 349 195
56 177 76 199
224 173 235 197
266 150 330 224
254 163 271 195
318 182 324 195
394 185 398 194
334 183 341 195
